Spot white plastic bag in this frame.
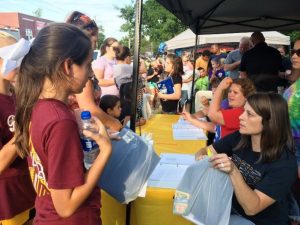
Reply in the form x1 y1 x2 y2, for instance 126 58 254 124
173 157 233 225
98 128 160 204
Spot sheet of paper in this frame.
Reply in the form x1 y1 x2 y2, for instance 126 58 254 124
159 153 196 165
147 153 196 189
172 117 208 140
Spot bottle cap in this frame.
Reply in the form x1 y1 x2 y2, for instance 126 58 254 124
81 111 92 120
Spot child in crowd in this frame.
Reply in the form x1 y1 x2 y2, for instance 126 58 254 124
113 45 132 89
0 31 36 225
119 83 146 127
208 58 226 88
195 67 209 92
194 75 221 114
184 77 255 142
181 55 194 112
157 53 183 114
14 23 112 225
99 95 122 120
147 61 163 108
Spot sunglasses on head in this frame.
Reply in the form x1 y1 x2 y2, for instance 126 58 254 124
291 49 300 57
73 14 97 29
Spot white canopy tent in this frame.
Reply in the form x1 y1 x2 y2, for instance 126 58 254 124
166 29 290 50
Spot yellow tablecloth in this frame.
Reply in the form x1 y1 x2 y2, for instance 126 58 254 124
137 114 205 155
101 114 207 225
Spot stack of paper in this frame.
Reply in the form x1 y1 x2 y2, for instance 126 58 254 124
147 153 196 189
172 117 207 140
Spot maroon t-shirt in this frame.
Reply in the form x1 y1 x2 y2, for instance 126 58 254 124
0 94 35 220
29 99 101 225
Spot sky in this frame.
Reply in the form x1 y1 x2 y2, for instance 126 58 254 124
0 0 133 40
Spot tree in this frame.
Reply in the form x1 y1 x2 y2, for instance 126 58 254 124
96 25 106 50
33 8 42 18
117 0 186 54
288 31 300 43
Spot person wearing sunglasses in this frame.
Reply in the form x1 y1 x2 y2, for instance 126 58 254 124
66 11 122 132
93 37 119 97
283 38 300 225
66 11 98 50
283 37 300 178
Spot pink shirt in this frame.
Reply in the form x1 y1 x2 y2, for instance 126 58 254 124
93 56 119 96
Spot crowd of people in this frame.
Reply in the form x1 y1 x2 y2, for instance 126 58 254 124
0 9 300 225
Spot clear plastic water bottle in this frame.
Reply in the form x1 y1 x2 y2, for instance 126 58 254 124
80 111 99 170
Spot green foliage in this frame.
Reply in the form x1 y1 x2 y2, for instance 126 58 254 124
118 0 186 54
119 36 152 54
96 25 106 49
32 8 42 18
288 31 300 43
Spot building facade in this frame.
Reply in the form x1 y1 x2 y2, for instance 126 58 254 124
0 12 52 40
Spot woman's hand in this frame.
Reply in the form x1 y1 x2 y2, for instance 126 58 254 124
195 145 217 160
209 153 235 174
200 96 209 107
217 77 233 91
195 147 208 160
182 111 194 121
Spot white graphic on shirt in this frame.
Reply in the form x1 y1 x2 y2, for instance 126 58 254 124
29 136 50 197
7 115 15 132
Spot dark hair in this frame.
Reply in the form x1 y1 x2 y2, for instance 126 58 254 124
210 57 221 64
99 95 120 113
166 53 184 76
14 23 92 157
100 37 118 56
232 78 256 98
210 77 221 88
154 64 163 75
66 11 98 35
120 82 132 101
115 45 130 61
235 93 294 162
202 50 211 57
251 31 265 44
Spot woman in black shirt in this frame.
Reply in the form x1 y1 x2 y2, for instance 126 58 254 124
195 93 297 225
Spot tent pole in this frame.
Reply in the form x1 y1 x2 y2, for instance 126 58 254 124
127 1 143 225
190 29 199 113
130 0 143 132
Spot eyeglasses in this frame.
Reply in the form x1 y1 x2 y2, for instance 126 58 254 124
291 49 300 57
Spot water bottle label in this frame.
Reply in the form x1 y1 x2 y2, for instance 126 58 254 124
80 138 99 152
